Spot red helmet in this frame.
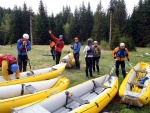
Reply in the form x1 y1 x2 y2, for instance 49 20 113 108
74 37 78 40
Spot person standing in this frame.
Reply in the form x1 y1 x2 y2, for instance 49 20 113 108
49 40 56 60
17 33 31 72
71 37 81 69
49 30 64 64
93 41 101 75
112 43 130 78
83 38 94 78
0 54 19 81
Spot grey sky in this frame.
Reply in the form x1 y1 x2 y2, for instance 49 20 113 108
0 0 139 16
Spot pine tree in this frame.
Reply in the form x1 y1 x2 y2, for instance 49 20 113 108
33 0 49 44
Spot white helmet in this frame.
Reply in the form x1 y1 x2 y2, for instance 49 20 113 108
120 43 125 46
94 41 98 44
23 33 29 39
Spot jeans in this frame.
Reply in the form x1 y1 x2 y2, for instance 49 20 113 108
93 57 100 72
55 51 61 64
74 53 80 69
115 61 126 78
18 55 28 72
50 47 55 60
85 57 93 77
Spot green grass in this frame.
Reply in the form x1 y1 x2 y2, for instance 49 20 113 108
0 45 150 113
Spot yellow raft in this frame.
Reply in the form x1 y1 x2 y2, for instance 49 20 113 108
0 76 70 113
0 63 66 86
12 75 118 113
119 62 150 107
61 53 75 68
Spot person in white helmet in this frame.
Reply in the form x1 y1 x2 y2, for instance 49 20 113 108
17 33 31 72
93 41 101 75
112 43 130 78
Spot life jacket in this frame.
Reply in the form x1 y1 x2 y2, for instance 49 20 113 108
94 46 100 57
50 41 55 48
116 47 128 58
0 54 17 67
87 45 94 57
73 42 78 50
20 39 26 52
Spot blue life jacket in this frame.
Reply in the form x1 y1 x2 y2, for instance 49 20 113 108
116 47 128 58
139 77 149 84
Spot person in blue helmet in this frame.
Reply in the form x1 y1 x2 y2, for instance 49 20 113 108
0 54 20 81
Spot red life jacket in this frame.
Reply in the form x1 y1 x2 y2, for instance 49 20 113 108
20 39 26 52
0 54 17 67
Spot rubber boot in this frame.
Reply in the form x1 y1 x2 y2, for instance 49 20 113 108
86 70 89 78
90 71 94 78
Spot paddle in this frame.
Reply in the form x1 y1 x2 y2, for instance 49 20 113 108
25 45 31 70
127 61 139 78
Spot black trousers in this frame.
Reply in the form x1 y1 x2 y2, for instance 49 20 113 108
85 57 93 77
55 51 61 64
74 53 80 69
93 57 100 72
18 55 28 72
50 47 55 60
115 61 126 78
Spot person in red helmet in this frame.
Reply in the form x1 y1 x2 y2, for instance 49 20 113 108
48 30 64 64
0 54 20 81
71 37 81 69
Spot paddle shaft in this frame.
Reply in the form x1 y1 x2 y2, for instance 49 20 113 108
25 45 31 70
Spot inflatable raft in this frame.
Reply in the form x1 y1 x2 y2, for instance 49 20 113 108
0 76 69 113
61 53 75 68
119 62 150 107
0 63 66 86
12 75 118 113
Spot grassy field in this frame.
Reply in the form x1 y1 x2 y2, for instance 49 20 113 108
0 45 150 113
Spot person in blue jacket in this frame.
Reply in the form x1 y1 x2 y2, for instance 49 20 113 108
17 33 31 72
71 37 81 69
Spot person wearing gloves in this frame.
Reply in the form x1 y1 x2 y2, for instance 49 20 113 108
71 37 81 69
112 43 130 78
17 33 31 72
48 30 64 64
0 54 20 81
93 41 101 75
49 40 56 60
83 38 94 78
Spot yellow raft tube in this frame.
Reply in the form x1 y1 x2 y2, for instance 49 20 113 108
61 53 75 68
0 63 66 86
119 62 150 107
0 76 70 113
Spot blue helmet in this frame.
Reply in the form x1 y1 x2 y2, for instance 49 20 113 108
11 64 19 72
59 35 63 39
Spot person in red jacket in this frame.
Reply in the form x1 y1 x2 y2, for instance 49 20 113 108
48 30 64 64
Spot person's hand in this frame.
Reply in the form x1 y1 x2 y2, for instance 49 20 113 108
48 30 52 34
115 59 118 61
23 41 27 45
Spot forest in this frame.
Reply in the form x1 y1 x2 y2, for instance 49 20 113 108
0 0 149 50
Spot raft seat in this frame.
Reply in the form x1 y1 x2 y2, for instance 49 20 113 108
12 104 51 113
25 85 37 94
64 91 90 111
129 82 145 88
91 80 111 95
135 70 148 74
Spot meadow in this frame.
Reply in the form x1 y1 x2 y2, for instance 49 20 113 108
0 45 150 113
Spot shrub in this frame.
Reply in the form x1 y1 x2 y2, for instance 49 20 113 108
100 40 109 50
146 43 150 48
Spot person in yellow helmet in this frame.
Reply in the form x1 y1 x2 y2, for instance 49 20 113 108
112 43 130 78
0 54 20 81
